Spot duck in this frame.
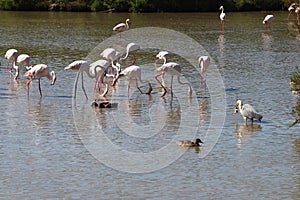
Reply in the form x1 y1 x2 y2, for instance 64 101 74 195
176 138 203 147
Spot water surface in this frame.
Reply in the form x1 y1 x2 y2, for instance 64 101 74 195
0 11 299 199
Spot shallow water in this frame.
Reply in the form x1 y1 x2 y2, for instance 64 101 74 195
0 11 299 199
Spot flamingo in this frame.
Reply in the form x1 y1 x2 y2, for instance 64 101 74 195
295 7 300 24
155 62 192 97
113 18 130 38
89 59 110 97
176 138 203 147
14 54 31 80
100 47 121 75
24 64 56 97
234 100 263 124
112 65 152 97
120 42 140 66
288 3 297 19
198 56 210 89
219 6 226 32
155 51 169 65
4 49 19 77
263 15 274 29
154 51 169 79
65 60 105 100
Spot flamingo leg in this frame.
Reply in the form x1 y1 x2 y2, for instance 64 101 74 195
135 79 143 94
81 72 88 100
7 61 15 78
127 82 131 97
27 77 34 96
155 73 167 97
38 78 42 97
74 71 80 99
170 76 174 97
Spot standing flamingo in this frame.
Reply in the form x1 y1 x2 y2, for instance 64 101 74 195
198 56 210 89
154 51 169 79
15 54 31 80
288 3 297 19
219 6 226 32
65 60 105 100
24 64 56 97
155 62 192 97
120 42 140 66
100 48 121 75
113 18 130 38
112 65 152 98
155 51 169 66
295 7 300 24
4 49 19 77
89 59 110 97
263 15 274 29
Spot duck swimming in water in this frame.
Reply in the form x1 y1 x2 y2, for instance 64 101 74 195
176 138 203 147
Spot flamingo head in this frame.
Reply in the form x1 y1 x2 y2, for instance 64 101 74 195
126 18 131 24
219 6 224 11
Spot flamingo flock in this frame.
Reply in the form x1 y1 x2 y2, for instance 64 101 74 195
6 5 291 126
5 5 296 147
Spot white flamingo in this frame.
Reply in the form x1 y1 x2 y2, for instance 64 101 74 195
120 42 140 66
24 64 56 97
263 15 274 29
219 6 226 32
198 56 210 88
288 3 297 19
100 47 121 74
155 51 169 65
65 60 106 100
89 59 110 97
234 100 263 124
154 51 169 79
155 62 192 97
113 18 130 38
15 54 31 80
4 49 19 77
113 65 152 97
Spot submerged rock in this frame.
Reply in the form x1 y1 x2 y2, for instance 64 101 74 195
91 101 118 108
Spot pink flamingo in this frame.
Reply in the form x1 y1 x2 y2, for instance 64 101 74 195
24 64 56 97
113 18 130 38
4 49 19 77
14 54 31 80
112 65 152 97
198 56 210 89
120 42 140 66
155 62 192 97
219 6 226 32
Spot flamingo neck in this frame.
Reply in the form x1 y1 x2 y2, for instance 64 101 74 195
163 56 167 64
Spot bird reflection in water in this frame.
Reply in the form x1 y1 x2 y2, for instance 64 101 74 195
234 123 262 149
261 32 273 51
287 21 300 40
